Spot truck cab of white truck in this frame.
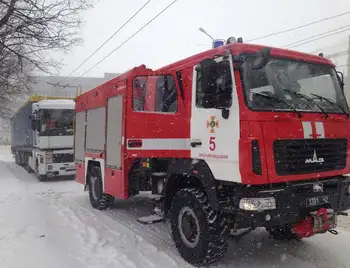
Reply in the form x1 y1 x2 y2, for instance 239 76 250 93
11 96 76 181
29 99 76 180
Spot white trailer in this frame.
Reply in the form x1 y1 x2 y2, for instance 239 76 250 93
11 96 76 181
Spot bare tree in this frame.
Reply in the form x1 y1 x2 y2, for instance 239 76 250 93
0 0 92 120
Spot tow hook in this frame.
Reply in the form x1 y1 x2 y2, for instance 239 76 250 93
230 227 253 243
292 208 337 238
328 229 338 235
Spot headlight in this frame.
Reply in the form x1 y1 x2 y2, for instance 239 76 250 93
239 197 276 211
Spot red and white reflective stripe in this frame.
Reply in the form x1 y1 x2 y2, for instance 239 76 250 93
302 122 325 139
126 138 190 150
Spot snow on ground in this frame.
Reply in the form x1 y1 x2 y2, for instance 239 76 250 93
1 145 350 268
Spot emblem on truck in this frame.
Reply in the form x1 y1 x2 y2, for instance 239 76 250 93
313 182 323 192
305 150 324 164
207 116 219 133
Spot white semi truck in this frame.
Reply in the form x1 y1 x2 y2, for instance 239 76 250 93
10 96 76 181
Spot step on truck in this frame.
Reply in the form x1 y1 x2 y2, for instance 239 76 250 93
75 37 350 266
11 96 76 181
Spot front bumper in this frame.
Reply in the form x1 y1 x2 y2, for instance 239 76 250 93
219 176 350 229
46 162 76 177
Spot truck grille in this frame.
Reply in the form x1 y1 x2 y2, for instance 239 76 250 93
273 139 347 176
53 153 74 163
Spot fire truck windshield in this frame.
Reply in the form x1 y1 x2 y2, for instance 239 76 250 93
39 109 74 136
241 57 349 115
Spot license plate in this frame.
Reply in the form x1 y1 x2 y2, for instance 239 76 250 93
306 195 330 207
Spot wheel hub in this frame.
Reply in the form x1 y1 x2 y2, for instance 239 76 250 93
178 206 200 248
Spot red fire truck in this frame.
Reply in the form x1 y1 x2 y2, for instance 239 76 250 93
75 38 350 266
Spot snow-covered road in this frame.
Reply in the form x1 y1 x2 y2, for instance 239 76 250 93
1 145 350 268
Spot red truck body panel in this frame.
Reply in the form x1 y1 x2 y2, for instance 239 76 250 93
75 42 349 200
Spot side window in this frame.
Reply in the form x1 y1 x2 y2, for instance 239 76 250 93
155 75 177 113
133 75 178 113
196 60 232 108
132 77 147 111
196 68 203 107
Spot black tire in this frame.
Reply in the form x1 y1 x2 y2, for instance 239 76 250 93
14 152 20 165
38 175 47 182
88 166 114 210
170 188 228 266
27 165 33 173
267 225 301 241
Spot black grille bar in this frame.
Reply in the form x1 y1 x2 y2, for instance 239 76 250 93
273 139 347 176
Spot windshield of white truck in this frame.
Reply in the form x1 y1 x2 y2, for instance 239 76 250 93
241 58 349 115
39 109 74 136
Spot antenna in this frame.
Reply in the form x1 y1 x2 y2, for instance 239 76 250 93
199 27 215 41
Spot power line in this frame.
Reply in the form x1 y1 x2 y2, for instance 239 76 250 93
283 28 350 49
46 82 76 88
77 0 179 78
282 25 350 48
309 41 347 54
325 50 348 58
246 11 350 42
337 64 349 68
56 0 152 86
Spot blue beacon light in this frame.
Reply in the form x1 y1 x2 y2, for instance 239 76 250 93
212 39 225 48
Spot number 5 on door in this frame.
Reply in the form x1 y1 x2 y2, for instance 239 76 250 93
209 136 216 151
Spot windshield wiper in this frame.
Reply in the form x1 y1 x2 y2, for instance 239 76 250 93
283 89 329 118
253 92 302 118
310 93 349 119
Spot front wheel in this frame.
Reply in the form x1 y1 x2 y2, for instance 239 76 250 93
88 166 114 210
170 188 228 266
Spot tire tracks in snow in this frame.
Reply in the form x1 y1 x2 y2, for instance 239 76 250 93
35 190 185 268
5 160 350 268
5 162 189 267
35 190 154 268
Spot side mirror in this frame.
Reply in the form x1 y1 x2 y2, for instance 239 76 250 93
35 120 41 131
251 47 271 70
31 119 36 130
336 70 344 90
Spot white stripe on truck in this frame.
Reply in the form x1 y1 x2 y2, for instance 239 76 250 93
127 138 191 150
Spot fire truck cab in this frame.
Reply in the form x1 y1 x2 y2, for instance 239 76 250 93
75 39 350 266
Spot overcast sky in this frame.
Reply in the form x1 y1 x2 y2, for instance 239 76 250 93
55 0 350 78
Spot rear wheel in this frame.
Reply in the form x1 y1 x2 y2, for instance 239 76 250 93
170 188 227 266
14 152 20 165
88 166 114 210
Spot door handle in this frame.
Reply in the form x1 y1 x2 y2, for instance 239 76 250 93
191 141 202 148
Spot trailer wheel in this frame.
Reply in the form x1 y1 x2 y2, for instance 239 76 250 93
14 152 20 165
88 166 114 210
170 188 227 266
38 175 47 182
267 225 301 241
